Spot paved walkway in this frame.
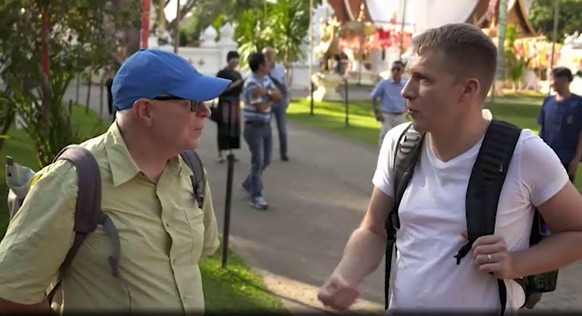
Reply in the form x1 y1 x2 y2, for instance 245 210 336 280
65 85 582 314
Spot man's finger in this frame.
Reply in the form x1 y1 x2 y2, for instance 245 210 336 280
473 234 504 247
472 244 506 259
478 262 502 275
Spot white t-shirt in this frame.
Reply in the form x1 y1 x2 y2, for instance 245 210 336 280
372 111 569 313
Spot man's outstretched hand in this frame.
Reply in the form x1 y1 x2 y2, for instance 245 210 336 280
317 272 360 311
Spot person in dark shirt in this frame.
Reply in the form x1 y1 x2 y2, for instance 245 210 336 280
215 51 244 162
537 67 582 182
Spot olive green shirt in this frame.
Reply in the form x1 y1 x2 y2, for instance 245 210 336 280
0 123 220 313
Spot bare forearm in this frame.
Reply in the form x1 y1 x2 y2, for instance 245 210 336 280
511 231 582 279
0 297 50 313
333 228 386 287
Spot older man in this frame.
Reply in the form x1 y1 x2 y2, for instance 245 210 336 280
0 49 230 313
262 47 290 161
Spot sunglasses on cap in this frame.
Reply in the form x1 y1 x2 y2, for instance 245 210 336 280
153 95 207 112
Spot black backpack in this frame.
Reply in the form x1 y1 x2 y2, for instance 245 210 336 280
6 145 206 304
384 119 558 314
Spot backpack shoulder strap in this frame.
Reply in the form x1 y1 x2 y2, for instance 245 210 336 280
455 119 522 263
455 119 521 315
47 145 121 302
384 123 425 309
388 123 426 233
180 150 206 208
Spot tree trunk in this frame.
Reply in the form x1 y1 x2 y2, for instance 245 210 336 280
39 0 52 166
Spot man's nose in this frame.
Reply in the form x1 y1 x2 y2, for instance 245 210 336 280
199 103 211 118
401 82 415 100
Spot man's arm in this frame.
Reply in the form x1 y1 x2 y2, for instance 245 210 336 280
224 79 244 92
331 187 392 286
510 182 582 278
319 125 404 310
370 82 383 121
0 160 77 313
506 135 582 279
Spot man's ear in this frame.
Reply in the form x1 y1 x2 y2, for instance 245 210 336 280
131 99 154 126
460 78 480 103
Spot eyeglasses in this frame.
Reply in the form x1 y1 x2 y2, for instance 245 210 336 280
391 67 402 72
153 95 207 112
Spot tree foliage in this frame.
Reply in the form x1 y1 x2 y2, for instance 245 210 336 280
0 0 138 166
234 0 320 70
528 0 582 42
504 24 526 90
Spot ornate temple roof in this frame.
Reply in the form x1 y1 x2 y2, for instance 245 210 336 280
327 0 536 36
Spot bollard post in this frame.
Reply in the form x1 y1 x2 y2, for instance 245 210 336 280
221 99 235 268
344 79 349 127
310 81 315 116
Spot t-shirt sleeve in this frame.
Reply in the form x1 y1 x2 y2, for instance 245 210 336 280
372 123 410 197
518 132 570 207
0 160 77 304
370 81 383 99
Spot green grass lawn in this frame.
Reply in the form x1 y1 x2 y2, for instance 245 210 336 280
287 95 582 190
0 105 286 313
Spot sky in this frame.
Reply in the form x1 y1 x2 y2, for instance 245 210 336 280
164 0 179 22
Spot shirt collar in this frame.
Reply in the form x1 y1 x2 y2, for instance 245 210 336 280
104 123 184 187
389 77 403 85
104 123 140 187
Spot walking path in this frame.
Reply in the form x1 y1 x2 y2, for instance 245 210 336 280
65 85 582 314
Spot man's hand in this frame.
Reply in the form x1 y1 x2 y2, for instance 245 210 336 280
568 158 579 178
375 111 384 122
317 272 360 311
462 231 516 279
268 89 283 102
252 86 267 97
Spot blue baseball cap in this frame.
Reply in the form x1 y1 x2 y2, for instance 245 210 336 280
112 48 231 111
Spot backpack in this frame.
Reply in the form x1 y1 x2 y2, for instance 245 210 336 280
5 145 206 304
384 119 558 314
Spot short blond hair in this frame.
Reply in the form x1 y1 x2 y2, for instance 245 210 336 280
411 23 497 99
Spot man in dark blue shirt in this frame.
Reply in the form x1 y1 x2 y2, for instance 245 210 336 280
537 67 582 182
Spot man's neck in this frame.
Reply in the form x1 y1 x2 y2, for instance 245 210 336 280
428 109 490 163
117 123 174 182
556 90 572 101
